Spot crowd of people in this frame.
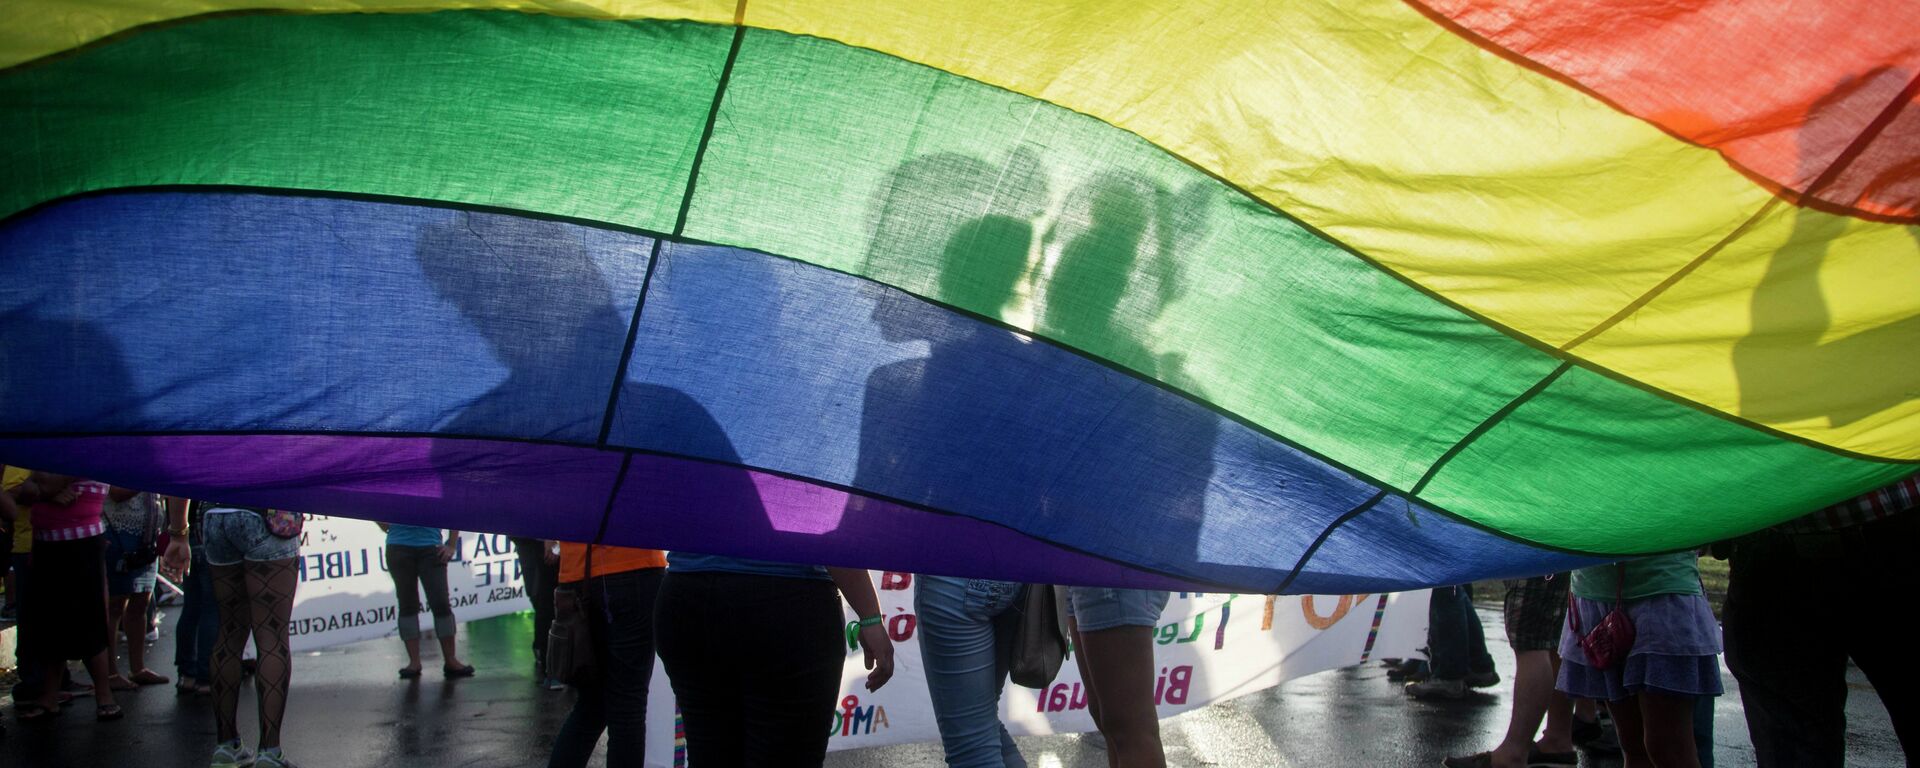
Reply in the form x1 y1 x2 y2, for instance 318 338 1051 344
2 463 1913 768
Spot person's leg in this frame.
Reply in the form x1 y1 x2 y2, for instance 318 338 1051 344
1692 693 1715 768
419 555 465 671
737 575 844 766
1066 618 1111 766
1077 625 1165 768
243 556 298 750
512 538 554 666
210 562 250 744
598 568 662 767
1427 585 1470 681
1463 584 1495 678
122 591 156 679
549 580 609 768
106 593 132 683
1638 691 1702 768
655 572 746 768
1846 514 1918 757
1724 536 1846 767
1538 652 1576 753
388 544 427 673
1607 697 1652 768
175 558 204 682
917 576 1026 768
1489 650 1557 766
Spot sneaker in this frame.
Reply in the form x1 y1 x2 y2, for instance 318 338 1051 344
543 677 565 691
254 747 296 768
210 739 255 768
1465 670 1501 689
1405 678 1467 700
146 626 161 643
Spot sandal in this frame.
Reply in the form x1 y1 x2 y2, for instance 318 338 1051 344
107 675 139 692
443 664 476 679
15 702 62 722
397 666 422 679
95 703 124 722
130 669 171 686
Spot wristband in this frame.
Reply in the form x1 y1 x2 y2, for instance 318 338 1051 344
167 526 189 537
844 614 883 650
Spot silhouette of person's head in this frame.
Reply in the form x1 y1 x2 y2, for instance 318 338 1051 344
1041 177 1152 341
865 149 1050 342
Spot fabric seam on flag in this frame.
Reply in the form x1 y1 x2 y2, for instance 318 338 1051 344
1271 490 1389 594
1562 68 1920 352
596 22 747 447
1407 361 1573 498
1559 199 1783 352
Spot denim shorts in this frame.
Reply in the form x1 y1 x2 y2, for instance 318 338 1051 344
1066 587 1169 632
202 509 301 566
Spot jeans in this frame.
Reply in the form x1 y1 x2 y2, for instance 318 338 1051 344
387 544 455 640
174 549 219 680
512 537 558 661
1723 513 1916 767
917 576 1027 768
201 510 300 565
656 570 844 767
1428 584 1494 680
549 567 663 768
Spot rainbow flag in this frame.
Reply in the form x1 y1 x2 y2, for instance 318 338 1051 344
2 1 1914 592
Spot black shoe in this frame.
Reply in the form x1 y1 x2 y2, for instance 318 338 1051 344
1572 717 1620 754
1389 658 1431 682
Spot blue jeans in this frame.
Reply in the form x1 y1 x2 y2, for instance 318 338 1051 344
549 567 663 768
1428 584 1493 680
174 549 218 681
916 576 1027 768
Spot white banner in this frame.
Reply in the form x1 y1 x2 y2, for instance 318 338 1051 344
285 520 1428 766
287 515 531 651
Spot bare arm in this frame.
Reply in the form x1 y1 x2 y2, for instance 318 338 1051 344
161 497 191 577
827 567 894 691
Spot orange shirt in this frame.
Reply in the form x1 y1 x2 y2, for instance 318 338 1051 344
558 542 666 583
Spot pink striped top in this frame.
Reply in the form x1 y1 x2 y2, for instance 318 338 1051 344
30 479 109 541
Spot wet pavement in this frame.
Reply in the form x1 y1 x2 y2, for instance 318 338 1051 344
3 604 1901 767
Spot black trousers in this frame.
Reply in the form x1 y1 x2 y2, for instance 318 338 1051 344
655 571 846 767
512 537 558 659
1723 513 1916 767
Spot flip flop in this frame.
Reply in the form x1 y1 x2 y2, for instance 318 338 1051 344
130 669 171 686
15 703 62 722
443 664 476 679
95 703 124 722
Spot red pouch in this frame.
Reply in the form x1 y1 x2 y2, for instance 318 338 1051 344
1568 564 1635 670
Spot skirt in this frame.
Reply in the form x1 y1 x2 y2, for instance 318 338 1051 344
20 535 112 663
1558 593 1724 700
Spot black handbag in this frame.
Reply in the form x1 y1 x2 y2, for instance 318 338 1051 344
546 546 596 685
1008 584 1070 689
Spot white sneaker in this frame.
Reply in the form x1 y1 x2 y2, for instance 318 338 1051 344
210 739 255 768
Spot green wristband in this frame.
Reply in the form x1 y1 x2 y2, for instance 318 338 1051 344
844 615 883 650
